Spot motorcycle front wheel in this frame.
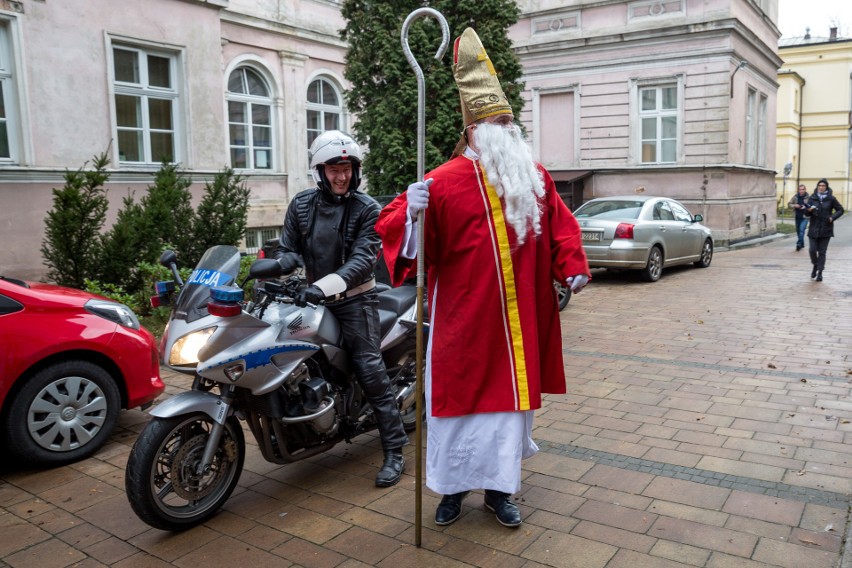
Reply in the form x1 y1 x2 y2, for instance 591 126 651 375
125 413 245 531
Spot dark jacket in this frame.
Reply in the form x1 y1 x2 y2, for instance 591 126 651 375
805 190 844 238
276 187 380 289
788 191 810 221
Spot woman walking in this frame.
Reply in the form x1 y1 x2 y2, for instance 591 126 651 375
805 179 844 281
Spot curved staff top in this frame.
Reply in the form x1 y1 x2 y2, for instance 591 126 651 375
400 7 449 548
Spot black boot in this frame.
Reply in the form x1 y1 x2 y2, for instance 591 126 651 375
484 490 522 527
811 267 818 279
375 448 405 487
816 271 823 282
435 491 469 526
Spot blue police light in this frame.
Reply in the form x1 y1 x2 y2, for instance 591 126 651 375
211 285 244 303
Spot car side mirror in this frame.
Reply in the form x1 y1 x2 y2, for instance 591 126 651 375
693 214 703 222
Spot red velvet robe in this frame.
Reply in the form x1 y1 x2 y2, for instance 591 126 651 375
376 155 589 417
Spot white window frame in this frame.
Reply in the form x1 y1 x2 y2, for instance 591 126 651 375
531 85 580 167
243 226 282 255
306 76 344 151
745 87 767 167
226 65 275 171
0 18 22 165
106 36 184 166
629 76 683 165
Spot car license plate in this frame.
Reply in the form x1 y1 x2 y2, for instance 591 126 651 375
582 231 602 242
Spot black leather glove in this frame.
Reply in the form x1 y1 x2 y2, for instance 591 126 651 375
276 252 302 274
294 285 325 307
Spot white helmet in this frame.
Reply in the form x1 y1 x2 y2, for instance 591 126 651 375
309 130 363 193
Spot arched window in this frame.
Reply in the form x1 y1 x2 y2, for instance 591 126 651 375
306 78 342 149
227 67 273 170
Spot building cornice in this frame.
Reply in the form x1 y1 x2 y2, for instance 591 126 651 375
219 9 346 49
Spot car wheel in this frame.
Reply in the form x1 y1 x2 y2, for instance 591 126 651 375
694 239 713 268
553 280 572 311
640 246 664 282
3 360 121 466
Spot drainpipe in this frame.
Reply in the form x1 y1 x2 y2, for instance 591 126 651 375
795 79 804 189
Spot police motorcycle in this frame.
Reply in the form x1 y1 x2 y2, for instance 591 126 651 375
125 245 424 531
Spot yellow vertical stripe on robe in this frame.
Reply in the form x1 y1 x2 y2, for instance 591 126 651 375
481 170 531 410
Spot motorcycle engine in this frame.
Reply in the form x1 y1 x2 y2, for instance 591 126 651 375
285 363 338 436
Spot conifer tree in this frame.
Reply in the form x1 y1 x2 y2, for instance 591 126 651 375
341 0 523 195
41 153 110 288
188 168 250 264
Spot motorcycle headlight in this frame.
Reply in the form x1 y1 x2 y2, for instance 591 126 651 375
169 326 217 366
85 299 140 330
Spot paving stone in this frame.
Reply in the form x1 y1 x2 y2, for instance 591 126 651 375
647 500 729 527
256 504 350 545
0 518 50 557
752 537 837 568
648 539 710 566
572 500 656 533
520 530 617 568
643 476 730 509
4 536 86 568
171 534 291 567
721 490 805 525
648 516 757 557
571 520 657 553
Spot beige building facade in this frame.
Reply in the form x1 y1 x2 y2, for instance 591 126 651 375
776 30 852 211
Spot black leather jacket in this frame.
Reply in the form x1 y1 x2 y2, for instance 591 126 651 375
805 190 844 239
275 187 380 289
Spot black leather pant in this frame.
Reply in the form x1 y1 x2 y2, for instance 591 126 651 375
808 236 831 271
327 289 408 450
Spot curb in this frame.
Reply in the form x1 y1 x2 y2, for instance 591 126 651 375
716 232 790 252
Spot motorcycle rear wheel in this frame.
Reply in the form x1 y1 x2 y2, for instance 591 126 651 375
125 413 245 531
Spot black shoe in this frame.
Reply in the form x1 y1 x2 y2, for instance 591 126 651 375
375 449 405 487
435 491 469 526
796 244 803 251
484 490 522 527
816 271 823 282
811 268 818 278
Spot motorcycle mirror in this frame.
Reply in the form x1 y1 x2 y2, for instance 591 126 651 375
159 250 177 268
249 258 284 280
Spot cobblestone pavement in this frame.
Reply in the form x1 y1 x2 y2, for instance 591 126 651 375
2 218 851 568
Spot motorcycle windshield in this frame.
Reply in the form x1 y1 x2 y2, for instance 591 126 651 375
173 245 242 323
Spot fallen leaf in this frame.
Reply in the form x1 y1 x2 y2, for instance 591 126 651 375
767 363 777 369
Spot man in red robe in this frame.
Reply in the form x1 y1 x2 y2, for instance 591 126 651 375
376 27 590 528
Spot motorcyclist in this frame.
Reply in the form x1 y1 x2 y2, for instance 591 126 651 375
274 130 408 487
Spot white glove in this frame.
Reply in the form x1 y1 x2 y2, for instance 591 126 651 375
566 274 589 293
406 178 433 218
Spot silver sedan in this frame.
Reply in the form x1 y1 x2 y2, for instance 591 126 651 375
573 195 713 282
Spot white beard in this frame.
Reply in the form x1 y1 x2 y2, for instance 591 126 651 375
475 122 545 245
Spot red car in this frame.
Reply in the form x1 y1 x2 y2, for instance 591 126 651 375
0 276 164 466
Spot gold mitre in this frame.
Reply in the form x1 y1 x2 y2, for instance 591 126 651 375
451 28 513 157
453 28 513 125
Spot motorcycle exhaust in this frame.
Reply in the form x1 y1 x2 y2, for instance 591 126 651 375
396 382 416 410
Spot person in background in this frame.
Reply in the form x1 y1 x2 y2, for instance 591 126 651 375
376 28 590 529
804 178 844 282
788 184 809 251
274 130 409 487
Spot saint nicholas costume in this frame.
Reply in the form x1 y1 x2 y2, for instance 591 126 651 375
376 28 589 497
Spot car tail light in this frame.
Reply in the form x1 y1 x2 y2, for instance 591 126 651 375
614 223 634 239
